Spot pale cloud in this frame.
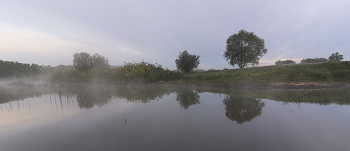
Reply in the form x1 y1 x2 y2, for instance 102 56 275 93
1 0 350 68
0 24 77 53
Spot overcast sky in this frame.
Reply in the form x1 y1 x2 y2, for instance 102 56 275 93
1 0 350 70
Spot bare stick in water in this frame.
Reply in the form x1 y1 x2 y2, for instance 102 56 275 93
4 104 11 114
27 101 31 116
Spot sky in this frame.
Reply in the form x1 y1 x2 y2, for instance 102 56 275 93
1 0 350 70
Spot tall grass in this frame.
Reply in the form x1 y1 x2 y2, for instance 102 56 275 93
175 61 350 83
110 61 182 83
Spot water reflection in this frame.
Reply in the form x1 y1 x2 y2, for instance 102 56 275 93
175 89 200 109
0 86 50 104
223 95 265 124
114 84 172 104
2 83 350 151
76 88 112 109
2 83 350 110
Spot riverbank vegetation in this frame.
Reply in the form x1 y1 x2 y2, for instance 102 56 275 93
49 61 183 83
1 51 349 84
2 59 350 84
174 61 350 83
0 60 53 78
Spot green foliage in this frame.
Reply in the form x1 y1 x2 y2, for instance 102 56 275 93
73 52 91 72
175 50 200 73
328 52 343 62
0 60 47 78
90 53 110 68
174 61 350 83
110 61 183 83
194 69 206 73
275 60 296 65
73 52 109 72
301 57 328 64
90 66 112 82
49 68 91 83
224 29 267 68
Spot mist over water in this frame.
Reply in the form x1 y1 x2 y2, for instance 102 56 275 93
1 83 350 151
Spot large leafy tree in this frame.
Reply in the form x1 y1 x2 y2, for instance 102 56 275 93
73 52 109 72
328 52 343 62
73 52 91 72
224 29 267 68
175 50 200 73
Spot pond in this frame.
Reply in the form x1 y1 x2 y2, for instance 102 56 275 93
1 83 350 151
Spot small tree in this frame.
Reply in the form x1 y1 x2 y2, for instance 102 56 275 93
328 52 343 62
224 29 267 68
175 50 200 73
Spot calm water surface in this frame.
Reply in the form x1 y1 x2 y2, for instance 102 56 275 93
1 83 350 151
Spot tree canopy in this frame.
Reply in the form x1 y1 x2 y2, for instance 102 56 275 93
175 50 200 73
73 52 109 72
328 52 343 62
224 29 267 68
0 60 46 78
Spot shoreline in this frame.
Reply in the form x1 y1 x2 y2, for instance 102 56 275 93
160 81 350 90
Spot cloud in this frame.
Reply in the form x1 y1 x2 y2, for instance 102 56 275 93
1 0 350 68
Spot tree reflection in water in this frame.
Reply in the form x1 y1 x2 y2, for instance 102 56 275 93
75 87 112 109
114 84 172 104
175 89 200 109
223 95 265 124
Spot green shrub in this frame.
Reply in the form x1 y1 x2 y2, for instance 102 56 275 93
301 57 328 64
49 68 90 83
110 61 183 83
275 60 296 65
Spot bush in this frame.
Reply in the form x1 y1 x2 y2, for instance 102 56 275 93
49 68 90 83
275 60 296 65
110 61 183 83
301 58 328 64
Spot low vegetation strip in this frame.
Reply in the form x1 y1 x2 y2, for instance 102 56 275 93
173 61 350 83
1 51 349 85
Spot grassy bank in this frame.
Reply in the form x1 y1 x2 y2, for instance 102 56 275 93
173 61 350 83
46 61 350 84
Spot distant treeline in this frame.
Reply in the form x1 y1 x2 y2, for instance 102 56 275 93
0 60 74 79
0 60 43 78
275 52 344 65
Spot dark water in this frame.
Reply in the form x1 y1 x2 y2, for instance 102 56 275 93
1 83 350 151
